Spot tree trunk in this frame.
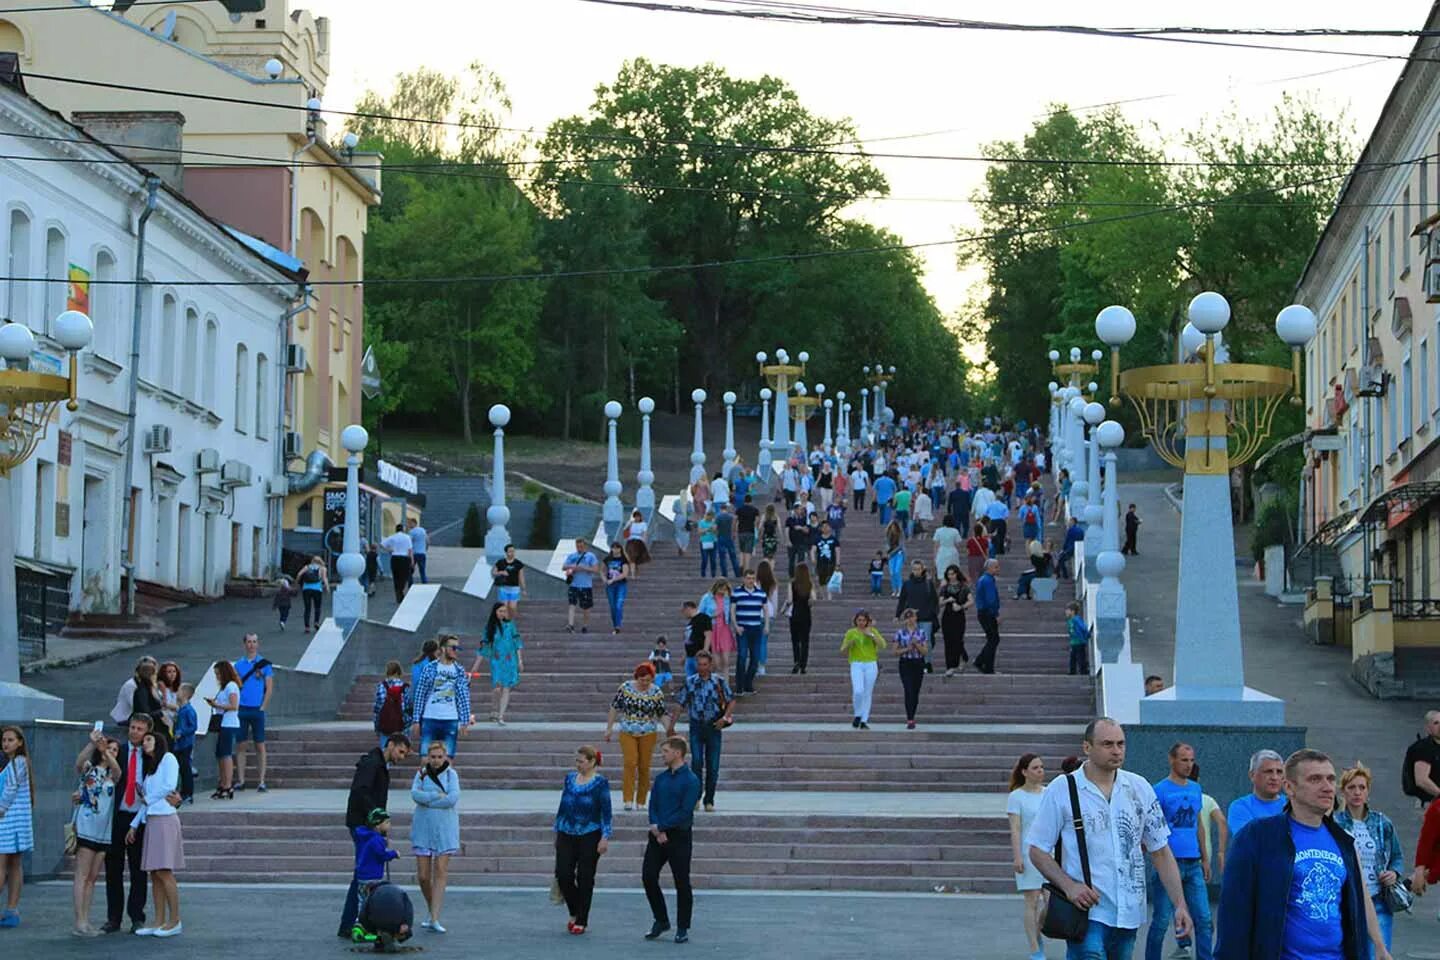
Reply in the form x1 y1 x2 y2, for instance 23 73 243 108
562 324 572 441
460 379 473 444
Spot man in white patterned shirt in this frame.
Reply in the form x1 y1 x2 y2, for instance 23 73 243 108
1027 717 1194 960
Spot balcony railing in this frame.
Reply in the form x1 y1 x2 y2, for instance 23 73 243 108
1394 597 1440 620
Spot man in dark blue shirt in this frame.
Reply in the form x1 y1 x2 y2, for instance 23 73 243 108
644 737 703 944
972 559 1003 674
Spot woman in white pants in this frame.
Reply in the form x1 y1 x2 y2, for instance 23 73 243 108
840 610 885 730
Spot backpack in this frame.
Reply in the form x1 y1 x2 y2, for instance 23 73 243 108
377 681 406 733
300 564 322 585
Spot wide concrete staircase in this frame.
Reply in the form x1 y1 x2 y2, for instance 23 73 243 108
177 478 1093 893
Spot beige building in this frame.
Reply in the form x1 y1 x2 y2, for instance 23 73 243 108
0 0 401 567
1293 3 1440 693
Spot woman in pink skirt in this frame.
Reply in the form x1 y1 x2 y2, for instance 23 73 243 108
700 579 736 680
126 730 183 937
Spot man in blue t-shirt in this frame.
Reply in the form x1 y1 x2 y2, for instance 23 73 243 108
563 538 601 633
233 632 274 793
1148 743 1213 960
1216 748 1378 960
873 472 897 526
1228 749 1288 840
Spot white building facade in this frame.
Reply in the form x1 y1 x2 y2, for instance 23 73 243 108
0 79 300 613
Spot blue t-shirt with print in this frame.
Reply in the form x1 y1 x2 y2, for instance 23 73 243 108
1281 819 1346 960
234 655 273 709
1152 778 1203 860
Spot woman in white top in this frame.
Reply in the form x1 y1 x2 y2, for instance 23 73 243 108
912 489 933 534
205 661 242 800
673 490 692 556
71 730 121 936
622 509 651 580
1006 753 1047 960
126 730 183 936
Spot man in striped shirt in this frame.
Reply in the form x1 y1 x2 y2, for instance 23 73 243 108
731 570 770 696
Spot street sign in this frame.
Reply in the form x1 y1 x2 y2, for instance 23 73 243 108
360 345 382 399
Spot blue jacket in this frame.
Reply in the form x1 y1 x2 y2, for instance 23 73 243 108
1333 806 1404 876
171 703 198 751
974 573 1000 615
353 826 398 881
1215 812 1368 960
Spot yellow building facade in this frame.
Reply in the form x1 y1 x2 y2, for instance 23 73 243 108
0 0 389 559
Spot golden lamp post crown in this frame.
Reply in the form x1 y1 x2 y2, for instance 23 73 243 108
0 314 92 476
1094 293 1315 473
757 348 807 387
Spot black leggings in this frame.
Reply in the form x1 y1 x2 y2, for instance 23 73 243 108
302 590 323 627
790 614 811 670
942 612 968 669
898 658 925 720
554 830 602 926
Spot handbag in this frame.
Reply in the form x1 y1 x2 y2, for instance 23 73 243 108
1039 773 1091 942
1384 877 1415 914
63 807 79 856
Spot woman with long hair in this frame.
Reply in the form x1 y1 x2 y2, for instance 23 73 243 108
699 579 736 679
0 727 34 927
603 542 632 635
131 660 168 738
410 741 461 933
206 661 242 799
756 561 779 677
760 504 780 562
553 745 612 936
1006 753 1047 960
785 562 814 674
932 515 962 577
622 509 651 581
965 522 990 584
1334 762 1403 956
71 730 120 935
840 610 885 729
938 565 973 678
127 729 183 937
157 662 182 734
603 663 666 811
884 518 906 597
673 488 692 557
484 603 524 725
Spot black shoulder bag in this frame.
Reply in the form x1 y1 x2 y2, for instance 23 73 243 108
1040 773 1091 942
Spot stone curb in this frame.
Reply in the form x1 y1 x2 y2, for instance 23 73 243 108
21 637 148 676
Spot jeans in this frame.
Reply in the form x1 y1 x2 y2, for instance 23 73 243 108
1371 896 1393 956
688 719 723 805
888 550 906 593
1017 570 1036 598
415 552 428 584
338 827 363 934
642 829 693 930
1068 919 1138 960
850 660 878 721
606 581 628 629
879 503 892 525
735 624 763 693
1146 858 1212 960
554 830 602 926
870 572 883 595
302 590 323 628
716 537 740 576
974 611 1001 673
758 626 768 666
700 545 717 577
898 658 925 720
896 509 911 536
175 747 194 800
420 717 459 757
1069 643 1090 675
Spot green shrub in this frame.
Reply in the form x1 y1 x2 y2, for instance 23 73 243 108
1250 499 1292 563
461 503 484 547
530 492 555 548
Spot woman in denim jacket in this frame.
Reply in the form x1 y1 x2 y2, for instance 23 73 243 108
1334 762 1404 957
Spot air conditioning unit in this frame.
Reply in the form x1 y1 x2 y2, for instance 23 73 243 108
143 424 172 453
266 475 290 498
194 448 220 473
219 460 253 488
1323 396 1337 427
1425 261 1440 303
284 344 307 372
282 430 303 459
1358 364 1389 399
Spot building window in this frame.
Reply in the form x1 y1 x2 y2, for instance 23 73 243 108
93 250 117 358
182 308 199 401
255 353 269 440
203 318 218 408
1404 187 1414 275
4 209 30 325
1388 214 1396 295
43 226 64 334
160 294 177 390
137 282 153 381
1422 340 1430 428
1351 277 1359 349
234 343 249 433
1403 354 1414 443
1388 384 1399 454
1424 159 1431 227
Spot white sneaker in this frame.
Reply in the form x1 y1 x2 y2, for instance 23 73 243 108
756 666 767 676
624 802 635 811
420 920 432 929
153 924 183 938
134 927 158 936
431 921 446 934
1169 946 1193 960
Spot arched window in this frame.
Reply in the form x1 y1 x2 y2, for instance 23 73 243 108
234 344 250 433
136 280 154 381
181 307 199 400
4 209 30 325
43 226 65 334
93 249 117 358
202 317 218 408
0 20 25 56
255 353 270 440
160 294 178 390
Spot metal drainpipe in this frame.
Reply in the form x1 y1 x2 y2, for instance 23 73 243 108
119 177 161 616
1362 225 1373 585
273 287 314 574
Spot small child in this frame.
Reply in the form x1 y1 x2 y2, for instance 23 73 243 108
273 576 295 631
172 683 197 803
1066 601 1090 676
650 637 673 687
372 661 408 750
352 807 400 942
869 551 885 596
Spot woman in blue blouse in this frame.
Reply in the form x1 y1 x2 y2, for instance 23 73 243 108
553 745 612 935
410 741 461 934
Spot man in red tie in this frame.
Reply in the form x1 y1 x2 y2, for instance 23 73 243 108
105 714 153 933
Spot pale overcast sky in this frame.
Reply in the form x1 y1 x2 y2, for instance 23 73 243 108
318 0 1431 317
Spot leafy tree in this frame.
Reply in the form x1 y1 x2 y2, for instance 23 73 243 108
461 503 483 547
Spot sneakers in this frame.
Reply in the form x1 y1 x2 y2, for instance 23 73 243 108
420 920 432 929
624 802 635 811
906 720 916 730
1170 946 1193 960
644 922 672 941
675 928 690 943
0 911 17 929
703 803 715 812
859 722 870 730
278 621 286 631
256 782 268 793
852 717 861 728
233 781 247 792
431 921 446 934
756 666 767 676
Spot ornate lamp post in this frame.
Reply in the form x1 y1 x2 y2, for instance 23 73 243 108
1097 293 1315 726
334 424 369 630
636 396 656 521
815 383 830 453
758 349 805 463
721 391 738 479
0 313 90 721
823 398 834 453
758 387 774 473
484 404 512 563
792 381 813 454
689 388 708 483
835 390 848 456
1067 394 1089 520
1082 400 1106 535
859 385 870 442
603 400 624 541
1092 418 1129 663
